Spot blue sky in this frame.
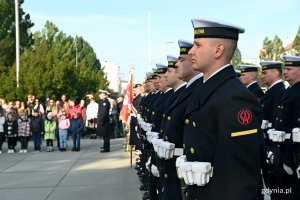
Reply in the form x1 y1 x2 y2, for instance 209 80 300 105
23 0 300 82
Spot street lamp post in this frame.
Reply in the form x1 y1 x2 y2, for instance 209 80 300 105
15 0 20 88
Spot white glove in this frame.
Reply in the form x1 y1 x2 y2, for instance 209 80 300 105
192 162 212 186
158 140 165 158
261 120 269 130
292 128 300 143
283 164 293 175
297 165 300 179
266 151 274 164
151 164 160 177
145 123 152 132
180 162 194 185
146 157 151 171
176 155 186 179
268 129 286 142
155 139 164 155
152 138 158 152
161 141 175 159
151 132 159 141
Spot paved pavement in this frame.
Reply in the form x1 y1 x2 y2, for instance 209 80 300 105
0 138 142 200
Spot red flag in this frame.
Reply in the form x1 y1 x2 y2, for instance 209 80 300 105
120 70 134 125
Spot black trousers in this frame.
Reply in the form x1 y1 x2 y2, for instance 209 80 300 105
0 133 4 150
46 139 53 147
7 137 14 150
103 135 110 151
19 136 28 149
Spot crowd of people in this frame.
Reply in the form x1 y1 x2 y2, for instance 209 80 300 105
130 18 300 200
0 93 125 154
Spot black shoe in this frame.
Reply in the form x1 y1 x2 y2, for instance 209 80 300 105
71 148 76 151
76 148 80 152
100 150 109 153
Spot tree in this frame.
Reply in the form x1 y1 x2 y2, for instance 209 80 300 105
293 26 300 55
231 47 242 69
0 0 34 67
259 35 284 61
272 35 284 61
0 21 109 101
259 37 273 61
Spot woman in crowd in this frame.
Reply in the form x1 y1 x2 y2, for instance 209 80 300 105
0 110 5 154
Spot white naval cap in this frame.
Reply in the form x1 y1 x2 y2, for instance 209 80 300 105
260 61 283 71
178 39 193 55
156 63 168 74
99 89 108 94
167 55 178 68
239 65 260 73
283 55 300 67
191 18 245 41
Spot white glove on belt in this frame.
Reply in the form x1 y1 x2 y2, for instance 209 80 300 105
192 162 213 186
176 157 213 186
292 128 300 143
297 165 300 179
176 155 186 179
267 129 290 142
151 164 160 177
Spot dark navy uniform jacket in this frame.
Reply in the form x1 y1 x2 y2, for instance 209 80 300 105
261 81 286 127
273 81 300 169
183 65 263 200
248 82 264 101
96 98 111 136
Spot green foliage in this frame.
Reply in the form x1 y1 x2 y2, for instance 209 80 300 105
231 47 242 70
0 0 34 67
293 26 300 56
259 35 284 61
0 21 109 101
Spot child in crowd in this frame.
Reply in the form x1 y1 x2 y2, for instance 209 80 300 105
44 112 56 152
4 112 18 153
58 110 70 151
69 111 84 152
0 110 5 154
18 112 30 153
30 109 44 152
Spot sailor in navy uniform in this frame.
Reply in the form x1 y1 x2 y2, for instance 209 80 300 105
160 39 203 200
260 61 286 199
180 18 263 200
239 65 264 101
96 90 111 153
270 55 300 199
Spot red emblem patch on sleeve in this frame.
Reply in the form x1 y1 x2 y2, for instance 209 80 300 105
237 109 252 125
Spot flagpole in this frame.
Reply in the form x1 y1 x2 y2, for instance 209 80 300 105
129 64 134 168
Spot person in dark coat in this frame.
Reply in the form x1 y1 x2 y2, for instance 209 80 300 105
182 18 263 200
30 109 44 152
160 40 203 200
269 55 300 199
260 61 286 200
239 64 264 101
69 110 84 152
97 90 111 152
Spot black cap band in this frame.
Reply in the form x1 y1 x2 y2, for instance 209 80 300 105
180 47 192 55
261 64 283 70
168 61 177 68
194 27 239 40
285 61 300 67
241 68 259 73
